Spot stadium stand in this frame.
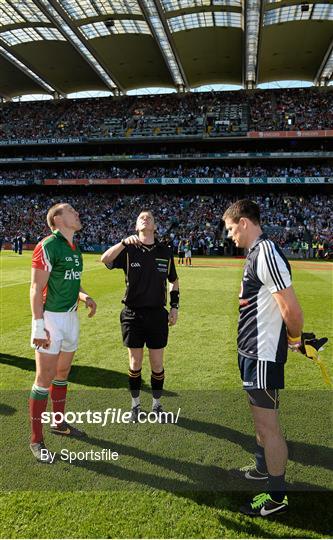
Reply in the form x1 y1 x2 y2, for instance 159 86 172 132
0 88 333 257
1 190 332 258
0 164 332 182
0 90 332 260
0 88 332 140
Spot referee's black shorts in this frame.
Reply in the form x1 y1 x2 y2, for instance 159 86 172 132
238 354 285 410
120 306 169 349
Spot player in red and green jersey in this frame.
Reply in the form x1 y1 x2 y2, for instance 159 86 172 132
29 203 97 464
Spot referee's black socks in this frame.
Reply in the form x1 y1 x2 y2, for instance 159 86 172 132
128 368 142 407
268 472 286 503
151 369 165 405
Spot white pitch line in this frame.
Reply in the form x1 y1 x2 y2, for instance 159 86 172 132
0 264 105 288
1 280 31 288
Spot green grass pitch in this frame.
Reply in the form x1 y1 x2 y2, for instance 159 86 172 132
0 251 332 539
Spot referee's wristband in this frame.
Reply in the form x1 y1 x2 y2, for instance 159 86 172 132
170 290 179 309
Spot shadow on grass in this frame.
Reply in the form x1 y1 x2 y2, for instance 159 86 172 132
214 492 333 538
0 403 16 415
71 434 233 491
176 416 333 472
0 382 331 537
0 353 176 395
69 433 332 537
70 428 331 493
1 353 332 473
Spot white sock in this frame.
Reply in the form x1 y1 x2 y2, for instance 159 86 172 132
132 396 140 408
152 398 161 409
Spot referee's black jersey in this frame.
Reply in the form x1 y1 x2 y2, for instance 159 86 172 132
238 233 292 363
106 242 178 308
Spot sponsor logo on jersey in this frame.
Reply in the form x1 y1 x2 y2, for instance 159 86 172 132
64 269 82 280
156 258 168 272
65 256 73 261
131 262 141 268
243 381 254 387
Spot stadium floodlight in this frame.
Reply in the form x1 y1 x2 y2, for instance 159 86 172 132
0 43 58 94
34 0 123 93
138 0 189 89
244 0 261 88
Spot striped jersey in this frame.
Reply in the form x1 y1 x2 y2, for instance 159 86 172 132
238 233 292 363
32 230 82 312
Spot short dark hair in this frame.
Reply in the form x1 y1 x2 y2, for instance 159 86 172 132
223 199 261 225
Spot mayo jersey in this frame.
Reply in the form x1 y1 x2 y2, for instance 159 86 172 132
32 230 82 312
238 233 292 363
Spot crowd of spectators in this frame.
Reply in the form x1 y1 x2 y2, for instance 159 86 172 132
0 91 242 139
0 163 331 182
0 88 331 141
249 88 333 131
1 190 332 258
1 89 332 257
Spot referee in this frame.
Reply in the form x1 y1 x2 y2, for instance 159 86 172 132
223 199 304 517
101 209 179 422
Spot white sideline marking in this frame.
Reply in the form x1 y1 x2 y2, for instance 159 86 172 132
0 265 104 288
1 280 30 288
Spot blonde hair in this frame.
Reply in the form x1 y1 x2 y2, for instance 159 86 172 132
46 203 67 230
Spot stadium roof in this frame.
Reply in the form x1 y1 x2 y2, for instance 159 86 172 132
0 0 332 98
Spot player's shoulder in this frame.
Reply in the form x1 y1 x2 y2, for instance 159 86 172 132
257 236 291 271
32 232 59 269
255 235 279 255
35 233 56 250
248 235 274 268
156 240 173 254
261 237 287 259
124 244 136 255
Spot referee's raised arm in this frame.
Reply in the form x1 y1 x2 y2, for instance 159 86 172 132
101 235 141 265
